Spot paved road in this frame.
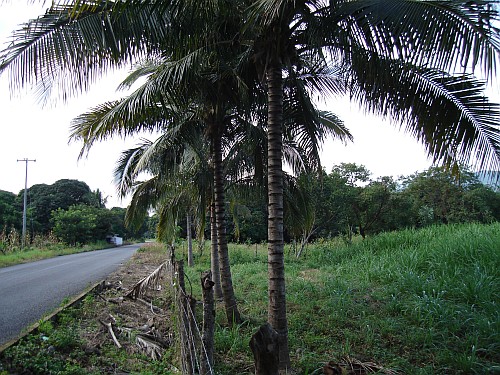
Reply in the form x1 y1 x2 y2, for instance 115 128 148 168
0 244 142 345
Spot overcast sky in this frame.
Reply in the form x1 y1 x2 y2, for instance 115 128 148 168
1 3 496 208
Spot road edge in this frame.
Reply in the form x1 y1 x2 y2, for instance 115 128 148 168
0 279 106 354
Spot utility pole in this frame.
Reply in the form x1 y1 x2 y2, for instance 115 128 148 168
17 158 36 248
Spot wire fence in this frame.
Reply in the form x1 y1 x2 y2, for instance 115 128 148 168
168 255 215 375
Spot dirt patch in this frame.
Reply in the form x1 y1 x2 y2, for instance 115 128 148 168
298 268 322 282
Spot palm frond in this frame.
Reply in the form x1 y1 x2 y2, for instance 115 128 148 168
136 334 164 360
125 176 161 230
283 70 353 173
0 1 169 100
70 98 172 156
325 0 500 76
117 58 163 91
113 140 153 198
348 52 500 171
125 261 168 300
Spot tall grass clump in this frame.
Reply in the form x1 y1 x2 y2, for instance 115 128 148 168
283 223 499 374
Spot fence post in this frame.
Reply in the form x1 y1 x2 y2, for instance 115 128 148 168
175 260 194 375
200 271 215 374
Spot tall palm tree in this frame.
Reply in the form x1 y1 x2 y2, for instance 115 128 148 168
245 0 500 369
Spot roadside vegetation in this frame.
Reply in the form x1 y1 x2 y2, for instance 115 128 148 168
1 222 498 374
0 235 114 268
0 179 153 254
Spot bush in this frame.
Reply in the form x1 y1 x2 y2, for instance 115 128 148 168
51 205 112 245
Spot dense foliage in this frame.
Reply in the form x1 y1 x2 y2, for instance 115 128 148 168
0 179 149 247
0 190 21 231
20 179 97 234
228 165 499 244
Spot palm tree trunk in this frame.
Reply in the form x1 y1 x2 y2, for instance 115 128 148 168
210 202 223 299
266 63 290 371
212 128 241 325
187 213 194 267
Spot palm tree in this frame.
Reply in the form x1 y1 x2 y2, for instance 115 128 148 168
245 0 500 369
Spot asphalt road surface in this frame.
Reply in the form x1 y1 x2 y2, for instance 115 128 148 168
0 244 142 346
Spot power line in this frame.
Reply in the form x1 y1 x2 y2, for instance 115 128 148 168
17 158 36 248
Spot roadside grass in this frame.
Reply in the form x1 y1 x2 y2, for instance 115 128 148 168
0 241 121 268
2 307 90 375
1 223 498 374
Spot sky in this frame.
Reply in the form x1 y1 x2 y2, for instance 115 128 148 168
0 3 496 208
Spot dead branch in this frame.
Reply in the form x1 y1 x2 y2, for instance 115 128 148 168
125 261 168 300
99 320 122 349
95 292 107 302
117 327 134 340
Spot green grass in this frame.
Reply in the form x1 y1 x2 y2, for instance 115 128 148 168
185 222 500 374
0 241 117 268
1 307 89 375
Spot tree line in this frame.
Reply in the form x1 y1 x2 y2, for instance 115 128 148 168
0 179 150 247
201 164 499 246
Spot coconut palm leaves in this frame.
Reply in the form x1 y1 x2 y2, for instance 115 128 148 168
322 0 500 74
348 58 500 170
0 1 163 99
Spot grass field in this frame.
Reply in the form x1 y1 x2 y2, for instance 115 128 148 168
184 222 500 374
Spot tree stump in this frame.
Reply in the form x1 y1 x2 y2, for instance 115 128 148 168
249 323 279 375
